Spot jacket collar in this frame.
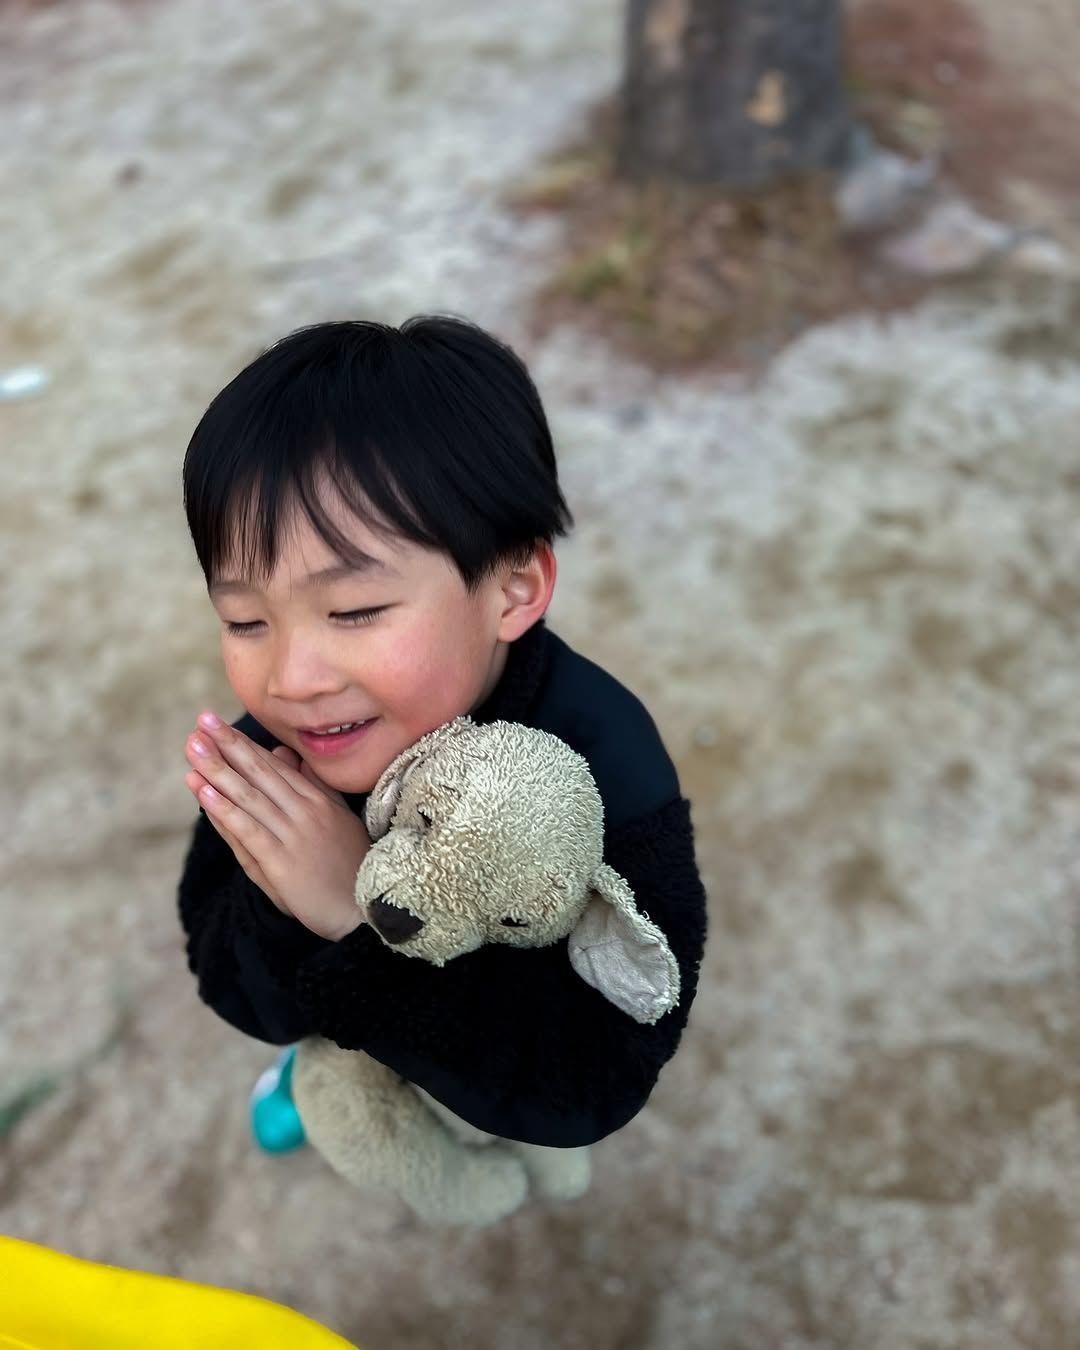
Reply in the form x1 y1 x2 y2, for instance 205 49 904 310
471 616 551 726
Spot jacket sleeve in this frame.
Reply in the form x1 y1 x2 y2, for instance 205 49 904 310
293 794 709 1147
176 802 336 1044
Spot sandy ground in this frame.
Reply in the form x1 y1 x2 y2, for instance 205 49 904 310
1 1 1079 1346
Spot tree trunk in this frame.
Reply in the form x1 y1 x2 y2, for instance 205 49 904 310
616 0 852 190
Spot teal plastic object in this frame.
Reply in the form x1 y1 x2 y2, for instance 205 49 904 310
250 1044 307 1153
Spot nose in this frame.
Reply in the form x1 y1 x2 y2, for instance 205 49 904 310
367 894 424 944
265 628 349 704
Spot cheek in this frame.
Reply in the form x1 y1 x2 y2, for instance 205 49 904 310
372 649 444 706
372 623 452 689
372 634 475 714
220 641 259 698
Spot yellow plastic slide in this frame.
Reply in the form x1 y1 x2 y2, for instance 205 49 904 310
0 1234 360 1349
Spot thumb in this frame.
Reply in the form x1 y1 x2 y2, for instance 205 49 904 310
298 756 349 806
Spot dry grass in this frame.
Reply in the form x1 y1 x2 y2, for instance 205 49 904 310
506 0 1080 374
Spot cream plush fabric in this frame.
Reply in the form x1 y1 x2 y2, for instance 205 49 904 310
292 716 681 1228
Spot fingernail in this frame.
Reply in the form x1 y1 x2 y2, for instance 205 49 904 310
191 738 209 756
198 712 222 730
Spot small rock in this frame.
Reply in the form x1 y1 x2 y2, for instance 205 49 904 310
834 147 938 234
879 198 1018 277
1001 233 1076 278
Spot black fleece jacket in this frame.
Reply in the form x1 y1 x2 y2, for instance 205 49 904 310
177 617 709 1147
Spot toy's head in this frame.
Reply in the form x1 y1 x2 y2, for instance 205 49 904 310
356 717 680 1025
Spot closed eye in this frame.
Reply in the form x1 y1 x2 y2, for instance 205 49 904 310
417 806 434 828
500 917 529 928
224 607 389 636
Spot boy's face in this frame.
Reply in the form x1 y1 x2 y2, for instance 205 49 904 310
208 481 554 794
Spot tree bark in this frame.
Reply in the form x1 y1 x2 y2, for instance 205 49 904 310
617 0 852 189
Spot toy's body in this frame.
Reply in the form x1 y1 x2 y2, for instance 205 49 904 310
291 716 680 1226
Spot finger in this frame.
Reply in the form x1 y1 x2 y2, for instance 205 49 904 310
187 774 283 910
274 747 344 808
298 758 349 806
194 721 325 813
193 779 274 881
186 772 259 866
279 748 350 805
186 732 298 837
195 717 295 780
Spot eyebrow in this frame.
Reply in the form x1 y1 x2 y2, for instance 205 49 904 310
209 557 400 599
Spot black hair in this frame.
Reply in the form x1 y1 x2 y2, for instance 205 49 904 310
182 314 574 594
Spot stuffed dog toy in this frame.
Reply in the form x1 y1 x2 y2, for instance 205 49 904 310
291 716 681 1228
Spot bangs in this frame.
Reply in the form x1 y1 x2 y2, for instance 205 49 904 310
183 317 573 593
204 432 435 591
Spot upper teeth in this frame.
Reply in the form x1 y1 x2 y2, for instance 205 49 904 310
320 721 364 733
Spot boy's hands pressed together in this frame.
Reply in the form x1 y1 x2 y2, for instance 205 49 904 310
183 712 371 942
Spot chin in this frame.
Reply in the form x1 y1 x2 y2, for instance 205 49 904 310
303 758 378 795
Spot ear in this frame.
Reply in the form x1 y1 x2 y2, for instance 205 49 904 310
566 863 681 1025
365 715 475 839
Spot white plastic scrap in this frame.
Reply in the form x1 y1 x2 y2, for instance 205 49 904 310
0 366 50 401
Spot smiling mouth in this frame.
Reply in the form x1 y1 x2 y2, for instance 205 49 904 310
298 719 375 734
296 720 379 753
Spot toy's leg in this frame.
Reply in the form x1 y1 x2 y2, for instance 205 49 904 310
506 1140 593 1202
414 1082 591 1202
292 1037 529 1228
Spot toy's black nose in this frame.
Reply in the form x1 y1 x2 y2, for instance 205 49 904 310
368 894 424 944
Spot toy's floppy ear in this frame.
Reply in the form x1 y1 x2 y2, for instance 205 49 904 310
567 863 681 1025
365 715 475 840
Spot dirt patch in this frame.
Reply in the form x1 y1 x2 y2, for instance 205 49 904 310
506 0 1080 375
507 95 932 376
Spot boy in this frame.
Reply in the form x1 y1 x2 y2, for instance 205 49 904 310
177 315 708 1150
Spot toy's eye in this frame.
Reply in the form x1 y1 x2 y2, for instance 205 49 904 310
500 916 529 928
416 806 434 829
